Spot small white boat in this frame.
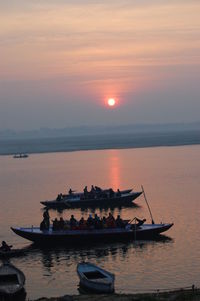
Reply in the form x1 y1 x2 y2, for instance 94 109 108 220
77 262 115 293
0 263 25 296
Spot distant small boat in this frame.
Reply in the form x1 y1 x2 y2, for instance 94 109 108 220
13 154 29 159
0 263 25 297
77 262 115 293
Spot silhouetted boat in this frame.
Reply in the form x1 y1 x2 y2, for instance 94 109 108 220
0 248 26 259
41 189 142 209
77 262 115 293
13 154 28 159
11 222 173 245
0 263 25 297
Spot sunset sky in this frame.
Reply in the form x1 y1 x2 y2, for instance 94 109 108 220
0 0 200 130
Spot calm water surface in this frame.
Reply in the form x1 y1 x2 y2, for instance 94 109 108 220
0 146 200 299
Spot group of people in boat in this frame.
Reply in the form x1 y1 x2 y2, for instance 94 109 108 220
40 211 123 231
40 210 146 231
55 185 122 202
82 185 121 199
72 213 125 230
81 185 122 199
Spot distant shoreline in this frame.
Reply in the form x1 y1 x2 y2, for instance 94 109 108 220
0 130 200 156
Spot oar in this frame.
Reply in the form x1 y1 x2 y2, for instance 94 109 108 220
141 185 155 224
128 217 136 224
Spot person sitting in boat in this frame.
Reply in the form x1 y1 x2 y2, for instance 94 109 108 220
70 215 77 229
79 217 84 225
94 186 102 198
83 186 88 199
58 217 65 230
91 185 95 193
136 217 146 227
101 216 107 228
68 188 73 195
40 219 46 231
95 186 102 192
52 218 59 230
116 189 121 197
43 209 50 229
106 213 116 228
94 213 101 229
87 214 94 228
0 241 12 252
89 185 96 198
109 188 115 198
79 217 86 230
43 209 49 219
56 193 63 201
94 213 100 221
116 215 124 228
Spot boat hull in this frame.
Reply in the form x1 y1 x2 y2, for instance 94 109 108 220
11 223 173 245
77 262 115 294
0 263 25 296
79 279 114 293
41 191 142 209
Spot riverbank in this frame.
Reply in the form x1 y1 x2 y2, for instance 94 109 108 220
1 130 200 155
33 288 200 301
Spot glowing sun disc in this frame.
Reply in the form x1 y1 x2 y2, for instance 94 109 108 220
108 98 116 106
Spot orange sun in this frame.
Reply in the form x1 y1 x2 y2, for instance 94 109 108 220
107 98 116 107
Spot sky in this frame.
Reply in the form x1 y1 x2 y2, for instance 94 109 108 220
0 0 200 130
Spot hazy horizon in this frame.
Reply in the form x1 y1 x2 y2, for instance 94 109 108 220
0 0 200 130
1 121 200 140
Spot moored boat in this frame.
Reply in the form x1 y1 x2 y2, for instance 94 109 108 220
0 263 25 297
11 222 173 245
0 248 26 259
41 189 142 209
77 262 115 293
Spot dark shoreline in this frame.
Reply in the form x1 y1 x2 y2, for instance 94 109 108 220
32 287 200 301
1 130 200 156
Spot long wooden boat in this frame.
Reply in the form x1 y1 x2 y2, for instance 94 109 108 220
77 262 115 293
40 190 142 209
11 223 173 245
0 263 25 296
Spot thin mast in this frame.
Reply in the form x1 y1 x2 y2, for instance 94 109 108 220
141 185 155 224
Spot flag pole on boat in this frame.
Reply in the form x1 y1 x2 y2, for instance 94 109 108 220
141 185 155 224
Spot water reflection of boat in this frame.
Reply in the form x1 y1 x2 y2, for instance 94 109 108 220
46 201 140 215
0 263 26 297
41 189 142 209
11 222 173 245
77 262 115 293
23 237 173 275
13 154 29 159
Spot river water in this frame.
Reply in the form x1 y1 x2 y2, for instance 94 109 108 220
0 145 200 299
